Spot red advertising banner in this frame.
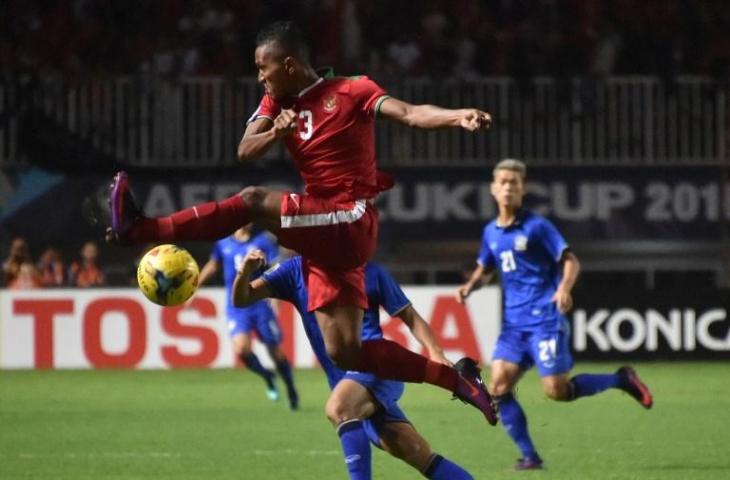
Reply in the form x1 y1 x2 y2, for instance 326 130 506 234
0 287 501 369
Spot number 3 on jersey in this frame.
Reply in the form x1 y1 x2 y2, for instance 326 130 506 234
299 110 313 140
500 250 517 272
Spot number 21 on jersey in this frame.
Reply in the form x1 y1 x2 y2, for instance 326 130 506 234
500 250 517 272
298 110 313 140
538 338 557 363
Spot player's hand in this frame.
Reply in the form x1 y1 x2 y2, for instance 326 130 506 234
272 109 298 138
455 284 471 304
459 109 492 132
552 288 573 313
240 249 266 276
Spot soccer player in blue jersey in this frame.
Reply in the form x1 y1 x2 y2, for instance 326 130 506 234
195 225 298 409
457 159 653 470
232 250 474 480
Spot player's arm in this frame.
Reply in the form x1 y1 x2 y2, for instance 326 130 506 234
379 97 491 132
184 258 220 307
231 249 274 307
237 111 297 162
456 263 495 304
197 258 220 287
395 305 452 366
552 250 580 313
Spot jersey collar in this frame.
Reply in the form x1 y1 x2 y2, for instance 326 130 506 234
495 208 525 229
316 66 335 78
297 77 324 98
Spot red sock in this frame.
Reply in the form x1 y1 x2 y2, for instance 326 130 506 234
129 195 251 243
357 339 458 392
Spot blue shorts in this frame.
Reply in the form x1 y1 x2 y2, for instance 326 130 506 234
342 371 409 448
492 326 574 377
226 302 281 346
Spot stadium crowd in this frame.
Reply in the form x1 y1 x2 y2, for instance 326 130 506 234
2 0 729 81
2 237 105 288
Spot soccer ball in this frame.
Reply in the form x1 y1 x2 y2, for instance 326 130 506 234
137 244 199 307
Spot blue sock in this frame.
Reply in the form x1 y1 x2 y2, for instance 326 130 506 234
423 454 473 479
241 353 273 386
275 359 296 392
570 373 621 400
495 393 540 461
275 359 298 408
337 420 372 480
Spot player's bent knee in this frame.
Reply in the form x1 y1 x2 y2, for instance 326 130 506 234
324 398 356 425
489 382 513 397
239 186 270 211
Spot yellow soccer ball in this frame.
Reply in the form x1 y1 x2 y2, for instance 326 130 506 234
137 244 199 307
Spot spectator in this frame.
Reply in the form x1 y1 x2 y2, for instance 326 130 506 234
37 246 65 287
386 33 422 75
9 262 42 289
68 241 105 287
2 1 730 83
3 237 32 286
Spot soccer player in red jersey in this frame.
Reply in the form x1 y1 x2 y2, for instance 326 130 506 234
108 21 496 425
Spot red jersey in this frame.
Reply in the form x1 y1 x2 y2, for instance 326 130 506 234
251 76 393 200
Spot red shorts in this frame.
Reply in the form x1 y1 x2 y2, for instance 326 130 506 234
275 193 378 311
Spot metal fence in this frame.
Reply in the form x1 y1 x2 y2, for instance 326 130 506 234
1 76 727 167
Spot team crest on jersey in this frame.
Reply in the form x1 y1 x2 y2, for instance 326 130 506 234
323 94 338 113
514 235 528 251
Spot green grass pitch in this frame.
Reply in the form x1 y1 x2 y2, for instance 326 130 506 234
1 362 729 479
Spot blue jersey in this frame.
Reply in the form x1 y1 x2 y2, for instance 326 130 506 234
211 232 278 315
478 209 569 331
262 257 410 388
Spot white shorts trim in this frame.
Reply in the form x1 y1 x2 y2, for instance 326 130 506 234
281 200 367 228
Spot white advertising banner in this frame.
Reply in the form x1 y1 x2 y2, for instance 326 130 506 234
0 287 501 370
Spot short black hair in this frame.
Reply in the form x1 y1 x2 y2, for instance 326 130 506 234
256 21 309 61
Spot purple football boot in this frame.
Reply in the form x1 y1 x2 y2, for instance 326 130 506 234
107 171 142 244
453 357 499 426
617 366 653 409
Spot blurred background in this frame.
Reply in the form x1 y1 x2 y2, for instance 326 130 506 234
1 0 728 290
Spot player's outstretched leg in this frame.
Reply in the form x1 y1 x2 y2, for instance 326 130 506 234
107 171 269 245
493 393 543 470
453 357 499 426
615 366 653 409
568 366 652 409
354 340 497 425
